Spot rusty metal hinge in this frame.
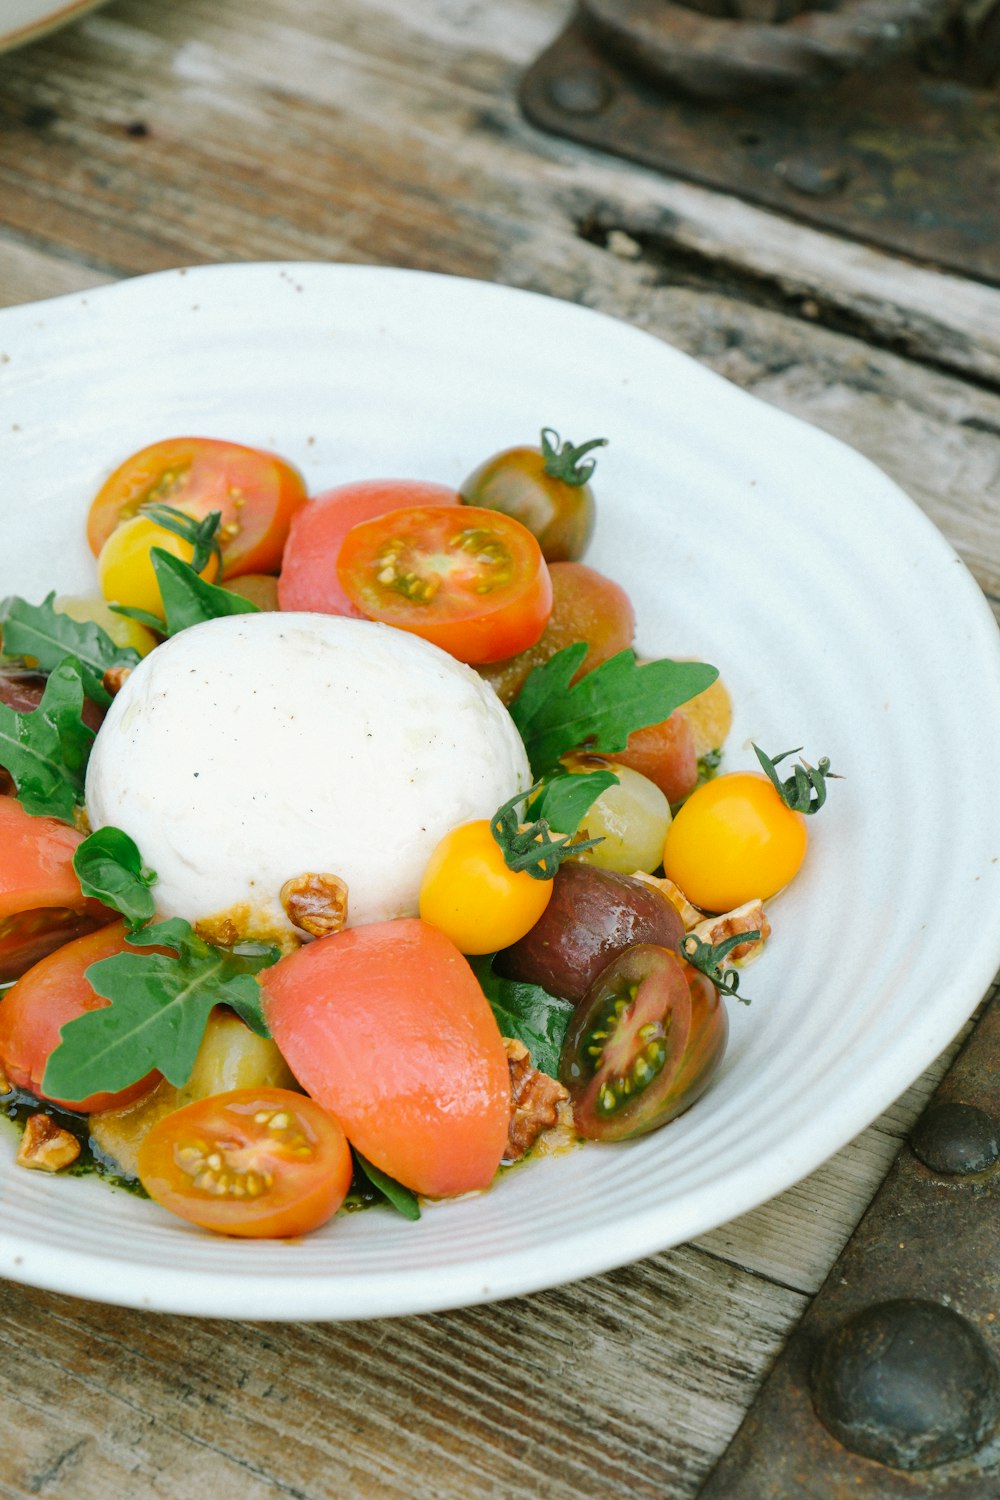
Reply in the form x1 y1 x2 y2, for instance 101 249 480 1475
520 0 1000 284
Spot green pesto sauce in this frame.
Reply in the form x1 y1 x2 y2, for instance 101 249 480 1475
2 1087 149 1198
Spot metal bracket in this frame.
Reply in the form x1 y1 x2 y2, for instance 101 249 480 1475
520 8 1000 285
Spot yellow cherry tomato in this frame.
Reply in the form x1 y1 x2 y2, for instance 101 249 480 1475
419 819 553 955
662 772 807 912
98 514 221 619
54 594 159 657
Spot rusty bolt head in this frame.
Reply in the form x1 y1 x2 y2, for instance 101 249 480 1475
811 1298 1000 1470
546 68 613 117
911 1101 1000 1178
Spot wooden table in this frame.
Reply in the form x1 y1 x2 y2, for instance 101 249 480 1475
1 4 998 1496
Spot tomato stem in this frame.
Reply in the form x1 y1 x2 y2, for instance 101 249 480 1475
539 429 608 487
680 931 758 1006
139 502 223 577
753 743 840 814
490 783 604 880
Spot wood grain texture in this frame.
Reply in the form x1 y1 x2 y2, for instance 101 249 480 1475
0 2 998 1497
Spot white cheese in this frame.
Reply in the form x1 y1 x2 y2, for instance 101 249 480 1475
85 612 531 940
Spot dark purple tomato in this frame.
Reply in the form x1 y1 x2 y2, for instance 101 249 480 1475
560 945 728 1141
495 862 683 1003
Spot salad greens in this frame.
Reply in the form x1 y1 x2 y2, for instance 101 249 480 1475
0 658 94 821
0 592 139 706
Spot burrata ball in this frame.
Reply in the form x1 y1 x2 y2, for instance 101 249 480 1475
85 612 531 941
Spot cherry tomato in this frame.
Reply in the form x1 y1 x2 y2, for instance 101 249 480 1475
262 918 510 1197
605 712 698 805
278 480 459 618
98 513 222 620
479 561 634 704
662 771 808 912
0 798 114 983
53 595 159 658
560 753 671 875
0 921 158 1111
419 819 553 954
86 437 307 578
337 505 552 665
459 429 603 563
560 945 728 1141
220 573 280 611
137 1088 353 1239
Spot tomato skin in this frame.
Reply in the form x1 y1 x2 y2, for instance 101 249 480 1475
0 798 114 983
560 945 728 1141
337 505 553 665
479 561 634 704
278 480 459 618
87 437 307 578
262 918 510 1197
419 820 553 954
0 921 158 1112
606 712 698 806
663 771 807 912
98 513 222 619
459 446 595 563
137 1088 353 1239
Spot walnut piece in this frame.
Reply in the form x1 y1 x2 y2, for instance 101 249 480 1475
102 664 133 698
17 1114 81 1173
689 899 771 964
504 1038 570 1162
280 873 349 938
0 1063 11 1096
630 871 703 929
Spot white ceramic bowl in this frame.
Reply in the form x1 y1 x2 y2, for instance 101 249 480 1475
1 263 999 1320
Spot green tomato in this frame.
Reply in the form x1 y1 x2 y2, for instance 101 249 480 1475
564 753 672 874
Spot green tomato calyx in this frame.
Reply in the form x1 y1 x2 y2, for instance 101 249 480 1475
490 783 603 881
753 743 839 815
139 502 223 577
680 931 758 1006
539 429 608 488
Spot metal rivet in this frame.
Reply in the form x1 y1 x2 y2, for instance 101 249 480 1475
812 1299 1000 1470
775 157 850 198
911 1102 1000 1177
546 69 613 117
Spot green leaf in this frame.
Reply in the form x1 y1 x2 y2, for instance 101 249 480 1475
151 549 258 635
469 954 573 1078
73 826 158 930
532 768 618 835
510 646 719 774
41 918 279 1101
0 657 94 821
353 1152 421 1221
0 593 140 706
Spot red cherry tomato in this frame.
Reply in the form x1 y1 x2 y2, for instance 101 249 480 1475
0 921 159 1112
606 712 698 805
560 945 728 1141
262 918 511 1197
137 1088 353 1239
336 505 552 665
86 437 307 578
278 480 459 618
0 798 114 983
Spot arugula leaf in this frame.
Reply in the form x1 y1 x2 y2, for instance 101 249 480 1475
353 1152 421 1221
152 549 258 635
0 593 140 707
41 918 279 1101
73 827 158 931
0 657 94 820
509 646 718 775
532 767 618 835
469 954 573 1078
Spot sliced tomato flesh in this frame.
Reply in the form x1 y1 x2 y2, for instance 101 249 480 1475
337 504 552 664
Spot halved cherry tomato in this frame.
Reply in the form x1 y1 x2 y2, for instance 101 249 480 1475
137 1087 352 1239
419 819 552 954
479 561 634 704
560 944 728 1141
86 437 307 578
337 505 552 665
278 480 459 618
662 771 808 912
0 798 114 983
0 921 158 1112
262 918 510 1197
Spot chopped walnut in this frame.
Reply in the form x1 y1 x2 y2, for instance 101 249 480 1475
630 871 703 929
17 1114 81 1173
0 1063 10 1097
194 911 244 947
503 1038 569 1162
102 664 133 698
689 899 770 964
280 873 349 938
